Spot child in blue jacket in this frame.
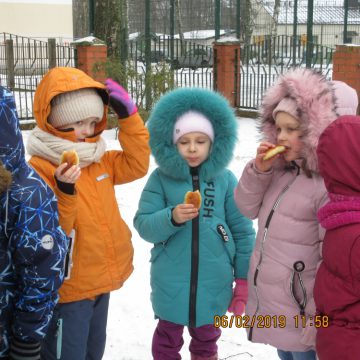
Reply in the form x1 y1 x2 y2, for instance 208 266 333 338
0 86 68 359
134 88 255 360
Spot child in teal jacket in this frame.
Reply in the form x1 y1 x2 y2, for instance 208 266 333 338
134 88 255 360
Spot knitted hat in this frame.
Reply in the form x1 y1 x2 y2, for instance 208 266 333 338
272 97 298 121
332 80 358 116
173 110 215 144
48 88 104 128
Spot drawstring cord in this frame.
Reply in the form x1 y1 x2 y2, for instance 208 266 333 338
290 260 307 316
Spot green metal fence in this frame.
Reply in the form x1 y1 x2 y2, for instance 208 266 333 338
2 0 360 118
125 0 360 109
0 33 76 120
240 34 334 108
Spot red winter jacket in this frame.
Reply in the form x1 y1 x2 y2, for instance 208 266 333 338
315 115 360 360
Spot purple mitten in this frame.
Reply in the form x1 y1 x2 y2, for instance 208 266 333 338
105 78 138 119
228 278 248 315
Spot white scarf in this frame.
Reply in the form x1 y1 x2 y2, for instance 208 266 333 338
26 126 107 168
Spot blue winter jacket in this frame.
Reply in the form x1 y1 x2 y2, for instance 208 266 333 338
134 88 255 327
0 86 68 356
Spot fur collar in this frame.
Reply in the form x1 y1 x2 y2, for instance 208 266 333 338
148 88 238 181
259 69 338 173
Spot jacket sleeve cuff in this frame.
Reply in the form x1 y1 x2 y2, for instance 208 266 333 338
241 160 274 190
9 338 41 360
55 176 75 195
171 208 185 227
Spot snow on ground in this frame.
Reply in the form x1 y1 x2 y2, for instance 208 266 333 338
23 117 278 360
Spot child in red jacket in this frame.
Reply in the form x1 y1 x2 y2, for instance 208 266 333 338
315 114 360 360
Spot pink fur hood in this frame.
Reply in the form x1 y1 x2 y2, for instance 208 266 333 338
259 68 338 173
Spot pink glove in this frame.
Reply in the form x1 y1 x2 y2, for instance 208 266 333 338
105 78 137 119
228 278 248 315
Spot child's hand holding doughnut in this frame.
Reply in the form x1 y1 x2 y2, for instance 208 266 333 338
171 190 202 224
255 142 285 172
55 150 81 184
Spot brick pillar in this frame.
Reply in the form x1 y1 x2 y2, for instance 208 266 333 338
332 45 360 106
72 37 107 83
213 39 241 107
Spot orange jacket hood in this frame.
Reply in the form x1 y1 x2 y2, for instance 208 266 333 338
34 67 109 142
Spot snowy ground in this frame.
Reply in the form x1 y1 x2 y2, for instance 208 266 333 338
23 117 279 360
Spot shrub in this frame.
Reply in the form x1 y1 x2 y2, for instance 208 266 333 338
94 57 175 126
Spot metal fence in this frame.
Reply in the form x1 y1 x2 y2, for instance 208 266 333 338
128 0 360 49
2 0 360 119
125 0 359 109
0 33 75 121
239 34 334 108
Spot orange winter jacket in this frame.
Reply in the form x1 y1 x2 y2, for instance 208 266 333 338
28 67 150 302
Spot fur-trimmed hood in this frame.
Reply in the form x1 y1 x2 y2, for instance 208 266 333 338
260 68 338 173
148 88 237 181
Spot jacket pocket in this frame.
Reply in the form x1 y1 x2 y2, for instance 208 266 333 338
209 222 235 265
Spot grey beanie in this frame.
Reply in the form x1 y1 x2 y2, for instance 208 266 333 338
48 88 104 128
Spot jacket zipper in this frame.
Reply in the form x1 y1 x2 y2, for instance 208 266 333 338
189 166 200 328
249 163 300 340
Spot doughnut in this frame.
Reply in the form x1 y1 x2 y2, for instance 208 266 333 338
60 150 79 174
184 190 202 209
263 145 286 161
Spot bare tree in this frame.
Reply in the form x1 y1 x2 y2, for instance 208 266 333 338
72 0 89 40
175 0 185 52
241 0 255 45
73 0 129 59
271 0 281 38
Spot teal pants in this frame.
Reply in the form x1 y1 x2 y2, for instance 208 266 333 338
40 293 110 360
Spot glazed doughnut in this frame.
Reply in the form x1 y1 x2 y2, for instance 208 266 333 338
184 190 202 209
60 150 79 174
263 145 286 161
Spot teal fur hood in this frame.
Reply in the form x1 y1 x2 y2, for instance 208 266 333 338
148 88 238 181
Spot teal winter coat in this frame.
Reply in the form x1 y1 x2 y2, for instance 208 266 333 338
134 88 255 327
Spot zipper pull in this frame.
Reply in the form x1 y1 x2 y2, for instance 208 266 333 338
217 224 229 242
56 318 63 359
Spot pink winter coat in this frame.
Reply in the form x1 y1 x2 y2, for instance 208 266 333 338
236 160 326 351
235 69 343 352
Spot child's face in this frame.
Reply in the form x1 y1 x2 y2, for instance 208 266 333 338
176 132 212 167
58 117 99 142
275 112 303 162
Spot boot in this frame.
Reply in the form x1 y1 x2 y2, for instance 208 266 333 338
190 353 218 360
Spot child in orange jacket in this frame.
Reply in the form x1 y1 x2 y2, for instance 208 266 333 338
26 67 150 360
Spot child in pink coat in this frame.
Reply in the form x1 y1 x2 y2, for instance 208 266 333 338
234 69 358 360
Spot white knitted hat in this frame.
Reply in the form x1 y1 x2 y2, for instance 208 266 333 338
173 110 215 144
48 88 104 128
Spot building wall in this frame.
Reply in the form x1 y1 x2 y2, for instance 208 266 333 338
0 1 73 43
275 24 360 47
252 22 360 48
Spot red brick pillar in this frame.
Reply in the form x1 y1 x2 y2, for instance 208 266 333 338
72 37 107 83
332 45 360 107
213 39 241 107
